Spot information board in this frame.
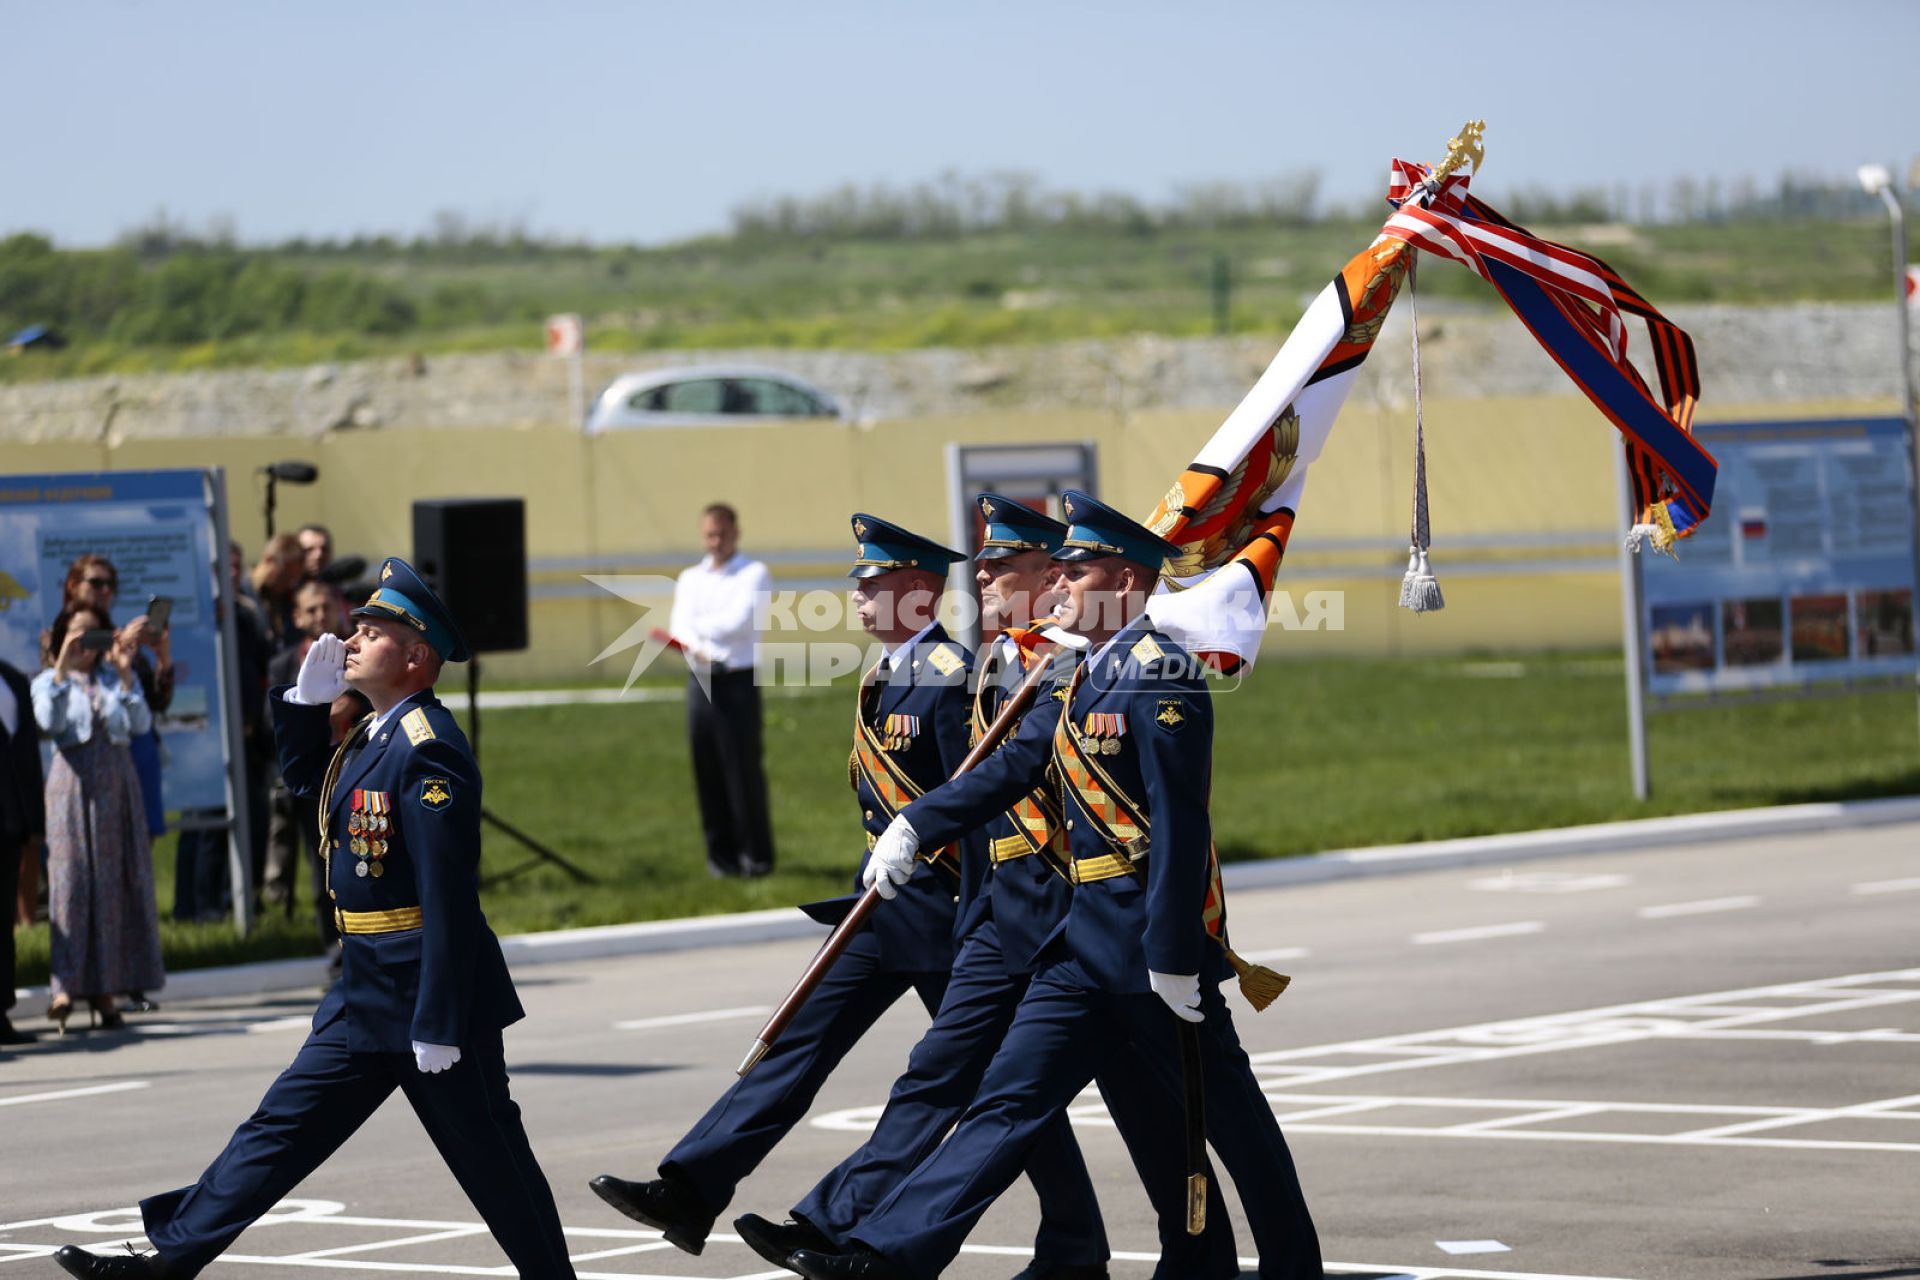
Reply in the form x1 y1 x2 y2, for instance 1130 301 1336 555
0 470 236 811
1639 418 1918 695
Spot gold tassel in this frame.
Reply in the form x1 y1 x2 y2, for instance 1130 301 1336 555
1225 946 1291 1011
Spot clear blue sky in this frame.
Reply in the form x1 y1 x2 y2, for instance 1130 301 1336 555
5 0 1915 247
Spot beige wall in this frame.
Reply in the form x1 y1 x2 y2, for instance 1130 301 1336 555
3 395 1893 679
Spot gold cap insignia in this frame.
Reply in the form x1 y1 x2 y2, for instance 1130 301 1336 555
1063 495 1075 517
981 499 997 520
380 561 394 581
853 518 869 539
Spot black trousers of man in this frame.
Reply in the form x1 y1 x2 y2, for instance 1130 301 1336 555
686 668 776 876
1 830 22 1021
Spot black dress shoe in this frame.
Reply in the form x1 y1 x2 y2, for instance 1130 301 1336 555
789 1246 913 1280
52 1245 170 1278
1010 1263 1111 1280
0 1017 35 1045
588 1172 714 1255
735 1212 836 1268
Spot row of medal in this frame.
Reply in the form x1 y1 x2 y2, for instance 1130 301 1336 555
1082 712 1127 755
347 788 392 878
879 713 921 752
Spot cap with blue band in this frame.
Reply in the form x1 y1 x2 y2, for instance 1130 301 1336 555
847 514 966 580
351 557 472 663
1050 489 1180 569
975 493 1068 561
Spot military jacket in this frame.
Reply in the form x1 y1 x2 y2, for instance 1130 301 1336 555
905 635 1074 975
849 623 979 972
271 687 523 1053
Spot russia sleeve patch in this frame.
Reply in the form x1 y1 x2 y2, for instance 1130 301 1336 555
419 777 453 810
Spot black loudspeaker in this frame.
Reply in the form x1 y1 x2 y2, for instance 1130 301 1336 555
411 498 528 654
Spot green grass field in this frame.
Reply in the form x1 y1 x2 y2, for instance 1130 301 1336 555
11 653 1916 990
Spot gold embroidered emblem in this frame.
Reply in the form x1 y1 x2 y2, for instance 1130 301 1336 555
1130 635 1165 665
420 778 452 809
981 499 996 520
853 518 869 539
380 561 394 581
927 645 963 677
1149 480 1186 536
1154 698 1186 731
401 708 435 744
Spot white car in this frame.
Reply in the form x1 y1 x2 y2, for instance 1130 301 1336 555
584 366 845 432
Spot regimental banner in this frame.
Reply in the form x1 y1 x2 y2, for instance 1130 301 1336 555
0 470 234 811
1639 418 1918 695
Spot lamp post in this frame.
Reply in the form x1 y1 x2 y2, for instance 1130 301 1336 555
1857 163 1920 731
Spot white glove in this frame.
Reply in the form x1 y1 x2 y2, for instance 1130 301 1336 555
291 633 349 705
862 815 921 900
412 1041 462 1073
1148 971 1204 1024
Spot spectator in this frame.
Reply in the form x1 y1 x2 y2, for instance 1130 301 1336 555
31 605 165 1033
250 533 305 654
1 656 46 1045
295 523 333 580
44 555 176 869
668 502 776 877
262 580 347 923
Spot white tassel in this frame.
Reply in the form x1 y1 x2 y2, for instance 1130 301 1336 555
1399 546 1445 613
1623 523 1677 558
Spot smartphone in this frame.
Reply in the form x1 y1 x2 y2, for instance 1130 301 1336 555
79 628 117 652
146 595 174 632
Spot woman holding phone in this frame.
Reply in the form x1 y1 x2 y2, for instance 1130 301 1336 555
30 605 166 1032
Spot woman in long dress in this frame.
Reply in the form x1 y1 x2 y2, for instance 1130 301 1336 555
30 605 166 1032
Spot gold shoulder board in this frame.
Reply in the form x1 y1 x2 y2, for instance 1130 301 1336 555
401 708 436 745
927 644 964 677
1130 635 1165 665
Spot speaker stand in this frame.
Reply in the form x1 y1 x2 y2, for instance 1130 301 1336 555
464 657 597 887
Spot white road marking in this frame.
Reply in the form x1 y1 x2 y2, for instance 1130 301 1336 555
1413 921 1545 945
612 1005 771 1031
1437 1240 1512 1255
1853 876 1920 895
0 1081 148 1109
284 1227 489 1260
1636 895 1760 918
1469 871 1630 894
247 1017 314 1035
1235 946 1310 962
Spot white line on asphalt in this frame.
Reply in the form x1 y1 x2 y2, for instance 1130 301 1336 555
283 1228 490 1260
612 1005 771 1031
0 1081 148 1109
1636 895 1760 918
1852 876 1920 895
1413 921 1545 945
1236 946 1310 962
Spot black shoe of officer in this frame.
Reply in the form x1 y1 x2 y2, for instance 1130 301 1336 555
52 1245 172 1278
789 1246 913 1280
735 1212 836 1269
588 1172 714 1256
1010 1263 1112 1279
0 1016 35 1045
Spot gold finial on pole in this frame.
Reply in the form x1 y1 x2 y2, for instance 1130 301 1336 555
1431 119 1486 183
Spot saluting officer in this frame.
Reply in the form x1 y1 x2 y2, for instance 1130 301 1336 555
734 494 1238 1280
788 492 1322 1280
54 558 576 1280
590 516 982 1254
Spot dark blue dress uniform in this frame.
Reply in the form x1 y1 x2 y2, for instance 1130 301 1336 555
135 559 576 1279
788 495 1237 1279
655 517 978 1219
845 494 1322 1280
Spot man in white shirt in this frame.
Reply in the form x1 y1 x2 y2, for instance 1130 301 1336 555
669 503 777 876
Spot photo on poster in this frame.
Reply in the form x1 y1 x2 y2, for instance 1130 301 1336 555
1650 602 1715 674
1857 589 1916 657
1789 593 1851 663
1722 598 1785 667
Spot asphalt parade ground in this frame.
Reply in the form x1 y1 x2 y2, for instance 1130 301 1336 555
4 821 1916 1280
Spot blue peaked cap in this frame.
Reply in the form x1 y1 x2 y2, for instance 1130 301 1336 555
974 493 1069 561
1051 489 1180 569
351 556 472 663
847 514 966 580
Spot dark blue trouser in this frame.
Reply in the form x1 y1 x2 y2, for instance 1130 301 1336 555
662 927 948 1215
140 1012 574 1278
793 918 1237 1277
852 956 1322 1280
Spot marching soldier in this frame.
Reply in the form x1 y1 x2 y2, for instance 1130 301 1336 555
787 492 1322 1280
54 558 576 1280
590 517 987 1253
734 496 1238 1279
